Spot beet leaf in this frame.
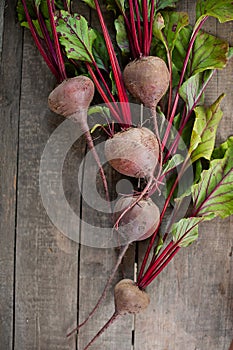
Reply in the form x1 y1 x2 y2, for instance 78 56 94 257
196 0 233 24
162 154 184 175
114 15 130 55
155 0 179 10
171 217 203 247
153 11 189 55
192 137 233 219
55 11 97 63
188 94 224 163
179 70 214 113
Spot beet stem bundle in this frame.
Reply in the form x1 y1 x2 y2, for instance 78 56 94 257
137 155 190 284
124 0 156 58
93 0 131 125
162 16 209 150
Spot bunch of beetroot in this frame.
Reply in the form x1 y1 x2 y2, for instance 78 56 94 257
18 0 233 349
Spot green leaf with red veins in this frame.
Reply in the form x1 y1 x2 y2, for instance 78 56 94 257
153 11 189 57
161 11 189 53
109 70 118 95
191 31 229 76
106 0 126 14
115 15 130 55
179 70 213 113
82 0 96 9
173 27 229 79
92 29 110 71
55 0 71 10
35 0 41 7
55 10 97 63
189 94 224 163
153 13 167 47
196 0 233 24
156 0 179 11
171 217 203 247
162 154 184 175
172 25 192 73
192 137 233 219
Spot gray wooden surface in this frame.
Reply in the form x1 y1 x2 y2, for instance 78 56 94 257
0 1 22 349
0 1 232 350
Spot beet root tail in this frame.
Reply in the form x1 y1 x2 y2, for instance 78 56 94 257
82 312 120 350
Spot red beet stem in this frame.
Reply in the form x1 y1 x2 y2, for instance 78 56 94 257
89 60 120 108
21 0 60 80
148 0 155 54
86 64 122 123
137 156 190 282
141 246 181 288
129 0 141 56
138 241 174 287
162 16 208 150
164 69 215 161
134 0 143 50
67 245 129 334
37 11 59 68
142 0 149 55
47 0 67 81
81 120 110 205
81 312 120 350
93 0 131 124
139 216 203 287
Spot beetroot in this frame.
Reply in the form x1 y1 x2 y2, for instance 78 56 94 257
82 279 149 350
114 195 160 242
48 76 110 203
48 75 94 126
114 279 150 315
104 126 160 179
123 56 169 110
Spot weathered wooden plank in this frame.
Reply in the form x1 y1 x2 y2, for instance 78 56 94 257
13 29 83 349
1 1 231 350
77 163 135 349
0 1 22 349
76 3 136 348
0 1 5 62
135 1 233 349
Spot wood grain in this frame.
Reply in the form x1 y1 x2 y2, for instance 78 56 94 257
13 29 83 350
75 3 135 349
0 1 232 350
77 160 135 349
136 1 233 349
0 0 5 62
0 1 22 349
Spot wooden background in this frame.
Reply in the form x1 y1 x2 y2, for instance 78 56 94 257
0 1 232 349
